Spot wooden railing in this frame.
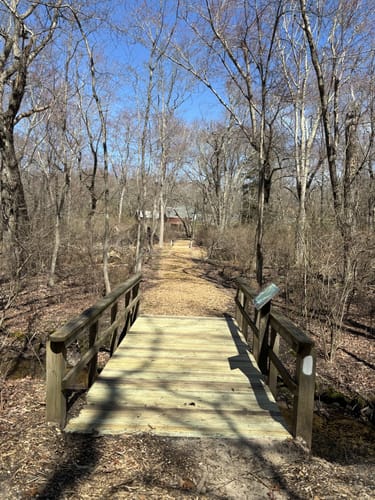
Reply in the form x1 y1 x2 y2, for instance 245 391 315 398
235 278 316 448
46 272 142 428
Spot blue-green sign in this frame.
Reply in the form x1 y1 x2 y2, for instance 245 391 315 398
253 283 280 310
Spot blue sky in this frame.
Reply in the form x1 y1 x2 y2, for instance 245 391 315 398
88 1 224 125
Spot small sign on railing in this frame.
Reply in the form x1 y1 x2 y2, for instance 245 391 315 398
253 283 280 310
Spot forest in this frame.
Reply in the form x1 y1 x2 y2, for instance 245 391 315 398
0 0 374 497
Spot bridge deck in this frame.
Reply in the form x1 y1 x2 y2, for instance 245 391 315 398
65 315 290 440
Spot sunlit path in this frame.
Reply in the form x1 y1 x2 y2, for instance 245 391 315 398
66 315 290 440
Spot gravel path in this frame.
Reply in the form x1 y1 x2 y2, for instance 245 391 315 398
142 240 235 317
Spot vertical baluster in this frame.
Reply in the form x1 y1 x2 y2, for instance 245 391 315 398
132 281 140 324
256 301 271 375
235 288 241 326
242 292 249 342
110 302 119 356
268 326 279 398
88 321 98 387
119 289 131 345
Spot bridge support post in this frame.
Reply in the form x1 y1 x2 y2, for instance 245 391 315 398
293 346 316 448
46 339 67 428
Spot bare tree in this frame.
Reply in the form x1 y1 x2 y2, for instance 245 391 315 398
134 37 160 271
111 116 133 224
299 0 374 281
153 63 189 248
0 0 62 274
169 0 285 284
44 44 86 286
278 9 322 266
72 10 112 293
44 78 72 286
195 120 248 233
125 0 179 269
296 0 375 359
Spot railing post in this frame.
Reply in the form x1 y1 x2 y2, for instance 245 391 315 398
46 339 67 427
234 278 315 449
293 345 316 448
235 286 249 341
87 321 99 387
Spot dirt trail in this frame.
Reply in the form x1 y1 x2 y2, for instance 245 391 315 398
142 239 235 317
1 243 374 499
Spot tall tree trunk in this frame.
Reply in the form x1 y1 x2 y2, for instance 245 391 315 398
159 189 166 248
0 132 29 274
255 87 267 286
255 169 265 286
135 219 144 272
46 159 71 287
158 109 167 248
342 109 359 281
295 190 307 267
118 183 126 223
299 0 342 215
103 180 111 294
48 213 61 287
74 13 111 293
295 105 308 268
0 1 61 276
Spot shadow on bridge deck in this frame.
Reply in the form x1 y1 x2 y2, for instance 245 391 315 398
65 315 290 442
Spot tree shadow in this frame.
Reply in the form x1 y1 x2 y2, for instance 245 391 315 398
340 347 375 370
38 315 164 498
184 261 236 289
224 314 290 430
38 314 308 498
311 410 375 465
37 434 100 499
345 318 374 339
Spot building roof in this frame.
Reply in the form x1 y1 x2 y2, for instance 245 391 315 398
165 206 195 219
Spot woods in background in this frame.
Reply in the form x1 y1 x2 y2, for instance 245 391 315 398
0 0 374 362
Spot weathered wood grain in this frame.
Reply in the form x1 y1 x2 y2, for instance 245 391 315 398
65 315 290 441
46 273 142 426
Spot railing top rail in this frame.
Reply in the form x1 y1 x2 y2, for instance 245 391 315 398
235 277 314 351
49 272 142 345
235 277 258 299
235 276 315 448
270 310 314 351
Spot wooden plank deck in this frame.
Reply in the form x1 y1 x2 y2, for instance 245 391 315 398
65 315 290 441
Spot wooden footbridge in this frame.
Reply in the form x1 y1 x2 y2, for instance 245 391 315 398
46 272 316 447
